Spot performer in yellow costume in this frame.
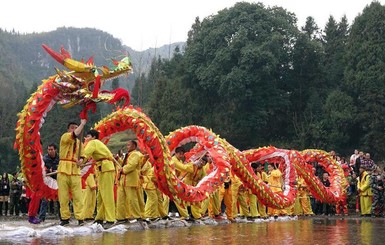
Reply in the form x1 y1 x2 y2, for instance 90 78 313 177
218 172 234 222
170 147 195 219
57 120 86 226
295 177 314 216
80 129 116 229
183 156 208 220
232 176 250 219
267 163 287 217
141 160 161 221
358 165 372 216
206 157 222 219
116 140 144 222
255 162 268 218
247 163 261 220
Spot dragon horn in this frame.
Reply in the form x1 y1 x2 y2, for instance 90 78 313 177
42 44 65 65
43 44 93 72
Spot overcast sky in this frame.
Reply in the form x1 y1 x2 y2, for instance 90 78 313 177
0 0 383 51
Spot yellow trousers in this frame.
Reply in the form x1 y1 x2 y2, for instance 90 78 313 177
95 171 116 222
175 201 189 218
57 174 83 220
82 185 96 219
231 183 249 217
268 190 287 216
191 202 203 219
138 187 145 217
257 200 267 218
158 191 169 217
360 195 372 215
286 204 295 216
249 193 259 217
230 181 242 217
116 185 142 219
200 198 209 217
218 185 233 220
297 191 314 215
144 189 160 219
238 193 250 217
208 190 220 217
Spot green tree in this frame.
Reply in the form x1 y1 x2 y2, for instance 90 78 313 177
323 15 349 89
344 2 385 159
288 17 325 149
181 2 300 149
322 90 357 152
146 47 194 134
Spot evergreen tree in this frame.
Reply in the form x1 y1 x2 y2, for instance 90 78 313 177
323 15 349 89
344 2 385 158
289 17 325 148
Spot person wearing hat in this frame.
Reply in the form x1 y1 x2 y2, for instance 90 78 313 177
357 165 373 216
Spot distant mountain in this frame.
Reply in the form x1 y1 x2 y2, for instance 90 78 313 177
125 42 185 79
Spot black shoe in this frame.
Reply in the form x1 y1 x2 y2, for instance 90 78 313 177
59 219 70 226
162 216 172 220
116 219 128 224
184 217 195 222
78 220 85 226
150 218 160 222
93 220 103 225
103 221 116 229
142 218 151 224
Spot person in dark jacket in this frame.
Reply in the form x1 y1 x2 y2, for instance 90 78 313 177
9 172 22 216
39 143 60 220
0 172 10 215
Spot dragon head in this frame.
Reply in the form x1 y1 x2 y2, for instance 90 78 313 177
42 44 132 109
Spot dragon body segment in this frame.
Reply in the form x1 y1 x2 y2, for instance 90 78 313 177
94 106 232 206
94 107 347 208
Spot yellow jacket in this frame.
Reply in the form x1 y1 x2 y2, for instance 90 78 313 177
358 171 372 196
257 171 268 183
141 160 157 190
268 169 283 193
83 139 115 173
120 150 143 187
58 132 84 175
171 155 194 178
184 165 206 186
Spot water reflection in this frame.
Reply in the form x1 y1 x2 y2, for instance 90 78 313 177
8 218 385 245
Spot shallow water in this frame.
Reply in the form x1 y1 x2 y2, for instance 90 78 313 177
0 218 384 245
